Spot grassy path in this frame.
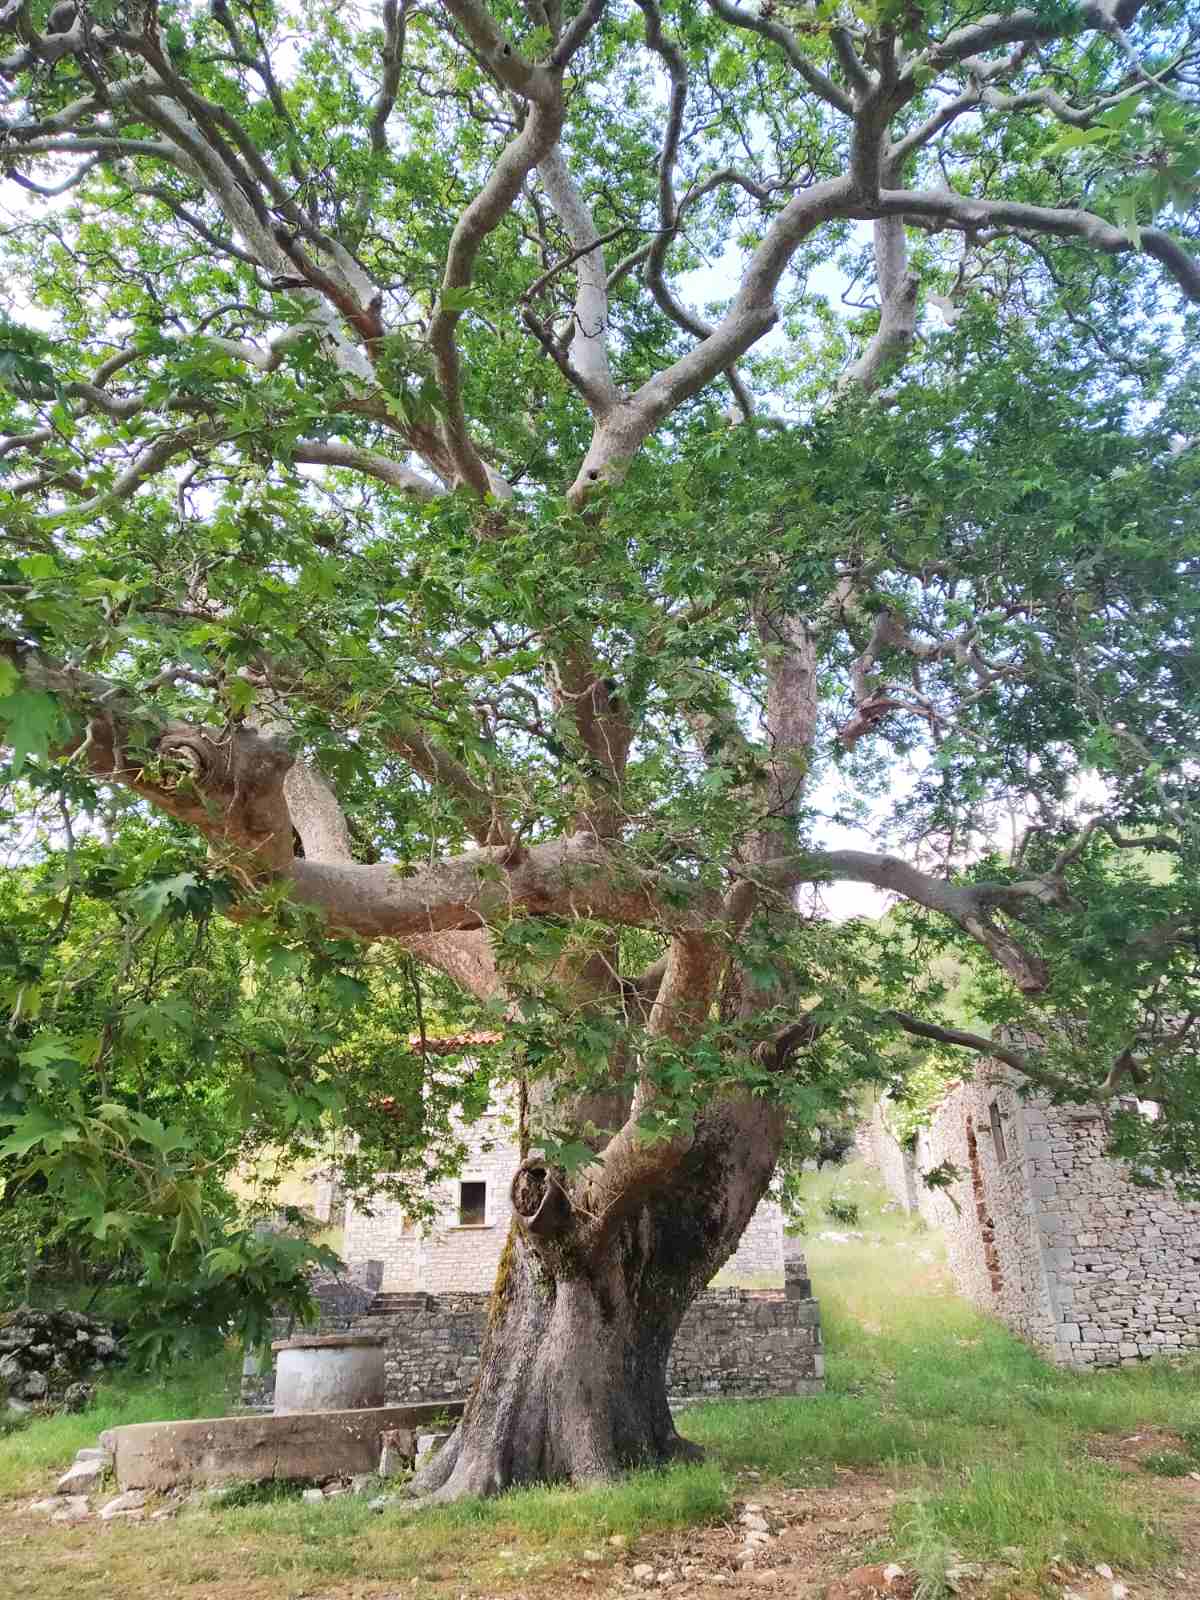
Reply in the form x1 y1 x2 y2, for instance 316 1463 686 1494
3 1163 1199 1598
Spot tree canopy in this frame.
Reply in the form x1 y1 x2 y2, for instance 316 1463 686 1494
0 0 1198 1493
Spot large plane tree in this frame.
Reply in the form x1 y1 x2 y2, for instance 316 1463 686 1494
0 0 1199 1498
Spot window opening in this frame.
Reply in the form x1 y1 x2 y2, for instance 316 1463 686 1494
989 1101 1009 1164
459 1181 487 1226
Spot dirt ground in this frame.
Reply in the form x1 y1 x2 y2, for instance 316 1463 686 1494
6 1442 1200 1600
497 1459 1200 1600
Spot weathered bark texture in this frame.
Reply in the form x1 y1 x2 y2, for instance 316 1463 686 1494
413 1095 783 1498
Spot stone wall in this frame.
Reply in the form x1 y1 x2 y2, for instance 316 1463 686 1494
856 1104 919 1213
344 1092 787 1294
244 1285 823 1407
860 1072 1200 1368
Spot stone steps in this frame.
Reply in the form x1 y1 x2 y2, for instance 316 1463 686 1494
366 1293 432 1315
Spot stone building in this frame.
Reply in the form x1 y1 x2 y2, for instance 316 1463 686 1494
859 1065 1200 1367
249 1044 822 1408
340 1087 787 1293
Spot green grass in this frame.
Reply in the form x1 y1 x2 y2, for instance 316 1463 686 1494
4 1161 1197 1597
0 1348 236 1498
683 1160 1195 1579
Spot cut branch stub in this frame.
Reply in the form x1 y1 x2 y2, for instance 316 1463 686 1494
85 718 296 875
510 1159 572 1238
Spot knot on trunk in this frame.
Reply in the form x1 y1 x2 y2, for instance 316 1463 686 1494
110 723 295 873
511 1160 571 1238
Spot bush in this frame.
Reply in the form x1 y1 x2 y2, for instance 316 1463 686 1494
825 1195 860 1225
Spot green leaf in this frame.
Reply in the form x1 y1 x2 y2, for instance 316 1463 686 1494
0 689 66 775
1042 126 1114 158
0 1105 76 1159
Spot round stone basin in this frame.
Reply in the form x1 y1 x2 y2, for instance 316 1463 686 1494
271 1333 386 1414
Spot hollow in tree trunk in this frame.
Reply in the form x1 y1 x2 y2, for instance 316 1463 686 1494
413 1099 781 1500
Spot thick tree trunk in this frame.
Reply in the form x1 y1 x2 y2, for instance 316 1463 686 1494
412 1097 782 1501
411 1230 697 1499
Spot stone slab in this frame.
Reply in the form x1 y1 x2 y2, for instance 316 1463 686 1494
110 1402 465 1490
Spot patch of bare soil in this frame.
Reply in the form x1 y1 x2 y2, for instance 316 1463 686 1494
523 1473 906 1600
1077 1432 1200 1599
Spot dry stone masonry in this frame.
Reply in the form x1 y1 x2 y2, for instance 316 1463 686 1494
244 1267 823 1407
0 1306 123 1410
860 1065 1200 1367
339 1087 788 1293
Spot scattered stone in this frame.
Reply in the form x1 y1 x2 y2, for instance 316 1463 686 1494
19 1369 48 1399
52 1495 93 1523
379 1425 416 1476
151 1506 178 1521
56 1457 108 1494
415 1430 451 1466
740 1512 769 1532
656 1569 676 1586
62 1382 95 1414
824 1563 912 1599
1094 1566 1113 1581
30 1496 63 1514
608 1534 629 1549
632 1562 656 1582
99 1489 147 1520
73 1446 110 1463
745 1530 771 1547
302 1487 325 1503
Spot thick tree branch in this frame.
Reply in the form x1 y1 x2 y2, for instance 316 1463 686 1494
868 190 1200 303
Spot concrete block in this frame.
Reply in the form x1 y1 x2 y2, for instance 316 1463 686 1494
109 1402 465 1491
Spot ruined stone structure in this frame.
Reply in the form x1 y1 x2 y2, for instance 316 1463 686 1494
340 1090 787 1293
860 1067 1200 1367
246 1261 824 1409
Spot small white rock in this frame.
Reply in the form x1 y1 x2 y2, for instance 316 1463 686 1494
582 1549 602 1562
56 1458 107 1495
656 1571 676 1587
99 1490 147 1520
608 1534 629 1549
740 1512 769 1532
631 1562 655 1582
745 1530 771 1546
52 1497 93 1523
302 1487 325 1503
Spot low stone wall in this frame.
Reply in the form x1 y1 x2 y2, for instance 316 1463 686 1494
859 1074 1200 1368
244 1286 823 1407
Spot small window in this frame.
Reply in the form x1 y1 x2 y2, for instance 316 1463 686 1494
458 1181 487 1227
989 1101 1008 1164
